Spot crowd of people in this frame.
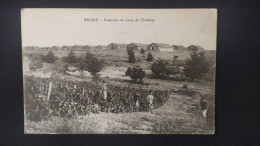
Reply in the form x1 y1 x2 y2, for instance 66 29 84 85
24 76 170 120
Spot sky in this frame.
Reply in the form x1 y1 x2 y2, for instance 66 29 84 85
21 9 217 50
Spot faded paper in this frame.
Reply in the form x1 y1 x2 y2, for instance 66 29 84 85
22 9 216 134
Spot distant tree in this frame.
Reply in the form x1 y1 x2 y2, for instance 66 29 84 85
63 51 78 64
127 67 145 83
41 51 56 63
147 52 153 61
135 67 146 83
76 57 85 75
127 49 136 63
141 48 145 57
77 52 105 77
184 51 210 81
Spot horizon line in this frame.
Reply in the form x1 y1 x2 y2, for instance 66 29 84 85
22 43 216 50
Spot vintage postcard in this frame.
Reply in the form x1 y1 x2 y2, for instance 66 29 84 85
22 9 216 134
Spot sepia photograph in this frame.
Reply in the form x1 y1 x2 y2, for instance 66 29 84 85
22 9 217 134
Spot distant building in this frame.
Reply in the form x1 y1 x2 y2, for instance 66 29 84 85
42 47 52 51
95 45 107 50
172 45 186 51
126 43 148 51
107 43 128 50
147 43 174 52
52 46 61 51
72 45 85 51
82 45 90 51
24 46 41 50
187 45 204 51
84 45 96 51
61 45 73 51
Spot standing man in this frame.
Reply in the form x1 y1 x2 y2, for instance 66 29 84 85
134 93 140 112
135 99 140 112
147 91 154 113
200 97 208 118
101 81 108 102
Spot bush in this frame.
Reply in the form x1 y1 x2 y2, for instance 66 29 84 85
52 63 69 74
26 53 43 71
184 51 210 81
150 59 182 79
169 59 183 74
25 97 49 121
127 49 136 63
24 77 50 121
42 51 56 63
78 52 105 76
177 88 197 97
147 52 153 61
126 67 145 83
125 67 132 76
150 59 168 78
63 51 78 64
29 59 43 71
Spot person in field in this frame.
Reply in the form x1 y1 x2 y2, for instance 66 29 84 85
134 93 140 111
101 81 108 102
200 97 208 118
135 99 140 112
147 91 154 113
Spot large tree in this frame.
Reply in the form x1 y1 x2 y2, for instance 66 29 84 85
125 67 132 76
150 59 169 78
147 52 153 61
78 52 105 77
41 51 56 63
127 49 136 63
125 67 145 83
184 51 210 81
63 51 78 64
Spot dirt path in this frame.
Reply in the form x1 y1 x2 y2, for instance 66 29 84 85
25 94 213 134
